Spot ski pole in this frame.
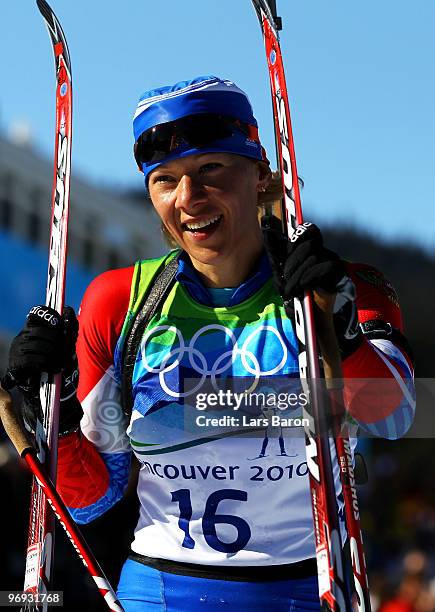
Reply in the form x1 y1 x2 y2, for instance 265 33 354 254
251 1 371 609
314 294 370 610
0 386 124 612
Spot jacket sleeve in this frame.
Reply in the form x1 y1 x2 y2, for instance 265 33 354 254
341 262 415 439
56 266 134 524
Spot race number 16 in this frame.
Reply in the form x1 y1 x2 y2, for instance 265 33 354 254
171 488 251 553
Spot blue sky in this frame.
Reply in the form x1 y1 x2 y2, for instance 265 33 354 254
1 0 434 250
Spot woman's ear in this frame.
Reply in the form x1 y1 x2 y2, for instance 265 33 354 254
256 162 272 193
257 169 283 206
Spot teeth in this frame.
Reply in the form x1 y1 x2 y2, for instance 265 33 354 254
185 215 221 230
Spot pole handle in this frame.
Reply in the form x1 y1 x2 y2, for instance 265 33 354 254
0 386 35 457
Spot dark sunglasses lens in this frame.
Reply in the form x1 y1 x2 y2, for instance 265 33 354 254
135 115 242 165
180 115 234 147
136 124 174 164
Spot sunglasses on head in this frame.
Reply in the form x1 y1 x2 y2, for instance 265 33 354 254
134 113 259 168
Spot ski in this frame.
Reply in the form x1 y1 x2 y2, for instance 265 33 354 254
251 0 371 609
22 2 73 608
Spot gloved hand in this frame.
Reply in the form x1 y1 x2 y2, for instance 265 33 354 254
262 216 362 358
3 305 83 436
262 217 345 300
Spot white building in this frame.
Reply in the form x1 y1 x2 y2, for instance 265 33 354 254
0 134 165 367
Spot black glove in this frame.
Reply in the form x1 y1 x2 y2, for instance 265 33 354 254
262 217 345 299
263 216 362 358
3 305 83 436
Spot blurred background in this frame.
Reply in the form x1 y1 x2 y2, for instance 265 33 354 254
1 1 434 609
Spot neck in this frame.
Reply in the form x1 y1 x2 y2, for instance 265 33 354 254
190 242 264 288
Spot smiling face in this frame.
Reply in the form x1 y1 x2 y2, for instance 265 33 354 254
148 152 270 287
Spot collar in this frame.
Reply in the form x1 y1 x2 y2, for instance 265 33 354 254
176 250 272 307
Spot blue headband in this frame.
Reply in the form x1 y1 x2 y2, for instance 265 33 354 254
133 75 267 184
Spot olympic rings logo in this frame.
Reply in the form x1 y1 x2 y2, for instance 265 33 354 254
140 324 288 398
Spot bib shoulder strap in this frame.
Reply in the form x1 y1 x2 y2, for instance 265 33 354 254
121 253 180 417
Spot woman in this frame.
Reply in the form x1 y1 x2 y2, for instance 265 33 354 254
6 75 415 610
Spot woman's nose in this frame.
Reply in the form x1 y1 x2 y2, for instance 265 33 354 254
174 174 207 211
